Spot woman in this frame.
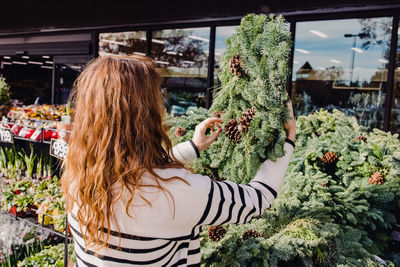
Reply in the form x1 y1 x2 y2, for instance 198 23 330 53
62 55 295 267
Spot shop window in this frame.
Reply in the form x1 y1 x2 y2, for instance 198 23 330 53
292 17 392 130
98 31 147 57
391 20 400 133
152 28 210 116
214 26 239 85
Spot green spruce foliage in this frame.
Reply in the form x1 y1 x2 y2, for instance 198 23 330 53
199 110 400 266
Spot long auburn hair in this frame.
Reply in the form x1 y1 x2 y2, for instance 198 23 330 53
61 55 184 249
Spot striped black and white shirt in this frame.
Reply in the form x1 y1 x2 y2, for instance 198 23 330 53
69 140 294 267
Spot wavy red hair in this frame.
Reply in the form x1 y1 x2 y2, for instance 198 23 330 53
61 55 184 249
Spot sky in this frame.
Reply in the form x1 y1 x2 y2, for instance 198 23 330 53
292 17 393 82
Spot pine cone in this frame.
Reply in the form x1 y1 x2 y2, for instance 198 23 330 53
208 226 226 242
229 54 245 77
369 171 384 185
355 135 368 143
225 119 241 143
214 112 224 119
174 127 186 137
242 230 262 240
238 107 256 133
320 152 338 165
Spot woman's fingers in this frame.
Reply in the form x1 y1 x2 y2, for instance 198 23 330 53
207 127 223 144
284 99 296 141
193 117 223 151
198 118 223 134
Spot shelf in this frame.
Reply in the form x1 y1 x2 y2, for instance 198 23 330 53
13 136 44 143
0 210 72 241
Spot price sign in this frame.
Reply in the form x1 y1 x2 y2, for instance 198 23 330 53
50 139 69 160
0 128 13 143
18 127 28 137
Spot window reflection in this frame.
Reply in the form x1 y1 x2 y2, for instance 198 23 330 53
98 31 147 57
214 26 238 85
391 21 400 133
152 28 210 116
292 17 392 130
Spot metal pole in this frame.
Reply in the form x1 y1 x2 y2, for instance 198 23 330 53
349 36 356 86
51 62 56 104
384 16 399 132
287 21 296 98
206 26 216 109
146 30 152 57
64 215 69 267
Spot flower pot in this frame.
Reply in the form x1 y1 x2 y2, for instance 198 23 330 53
9 206 25 217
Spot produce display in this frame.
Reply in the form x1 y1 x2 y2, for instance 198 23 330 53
7 105 70 122
0 104 72 144
4 119 59 143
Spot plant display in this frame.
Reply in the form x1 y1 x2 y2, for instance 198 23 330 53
0 176 66 231
0 78 11 106
0 144 66 232
0 145 53 181
197 109 400 266
167 14 292 183
2 179 35 214
18 243 75 267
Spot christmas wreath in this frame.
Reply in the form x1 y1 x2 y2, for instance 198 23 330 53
167 14 292 183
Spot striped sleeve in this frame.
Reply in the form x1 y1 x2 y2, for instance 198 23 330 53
195 142 294 226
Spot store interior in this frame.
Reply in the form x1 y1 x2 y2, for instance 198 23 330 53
0 54 84 106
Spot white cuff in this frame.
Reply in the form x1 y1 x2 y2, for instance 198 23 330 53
172 141 198 164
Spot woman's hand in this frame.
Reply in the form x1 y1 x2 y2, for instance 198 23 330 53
284 99 296 141
192 118 223 152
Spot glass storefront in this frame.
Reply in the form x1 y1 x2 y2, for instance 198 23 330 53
152 28 210 116
214 26 238 85
95 17 399 132
98 31 147 57
292 17 392 130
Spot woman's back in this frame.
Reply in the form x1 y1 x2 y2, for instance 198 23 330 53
69 141 294 267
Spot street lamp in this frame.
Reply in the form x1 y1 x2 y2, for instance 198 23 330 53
344 33 368 86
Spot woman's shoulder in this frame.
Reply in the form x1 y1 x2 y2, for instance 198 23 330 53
153 167 213 195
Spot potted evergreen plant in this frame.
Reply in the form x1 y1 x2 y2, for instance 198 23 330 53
0 77 11 118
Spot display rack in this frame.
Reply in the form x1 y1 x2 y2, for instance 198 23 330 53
0 210 72 266
0 117 72 265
